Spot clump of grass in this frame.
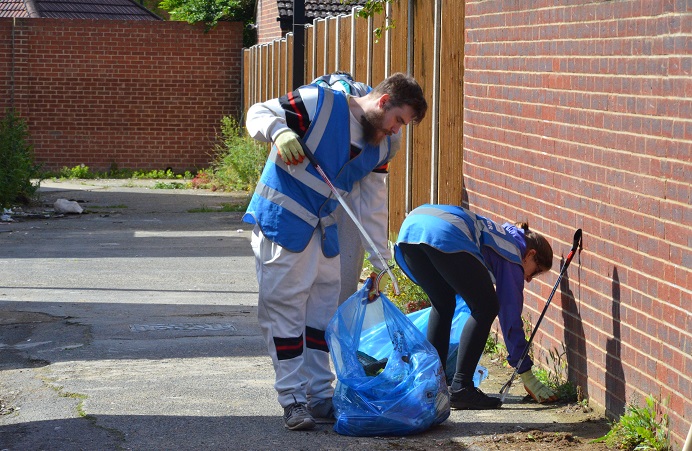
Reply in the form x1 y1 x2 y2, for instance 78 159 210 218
196 116 268 192
51 164 194 181
484 329 507 361
593 394 670 450
188 202 249 213
533 343 579 403
152 181 188 190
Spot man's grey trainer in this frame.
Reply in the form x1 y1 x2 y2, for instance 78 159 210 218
283 402 316 430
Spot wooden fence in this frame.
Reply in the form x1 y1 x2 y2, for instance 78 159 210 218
243 1 465 232
242 1 692 447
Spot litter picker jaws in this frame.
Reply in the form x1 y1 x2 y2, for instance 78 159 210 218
499 228 583 402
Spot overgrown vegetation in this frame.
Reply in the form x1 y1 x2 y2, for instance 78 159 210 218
347 0 396 40
157 0 256 46
53 165 193 181
41 116 265 196
484 330 507 360
188 203 248 213
593 394 670 451
0 110 41 209
192 115 268 192
533 343 579 403
362 253 430 314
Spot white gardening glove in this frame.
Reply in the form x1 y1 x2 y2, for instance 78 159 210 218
367 271 390 301
520 370 558 403
274 129 305 165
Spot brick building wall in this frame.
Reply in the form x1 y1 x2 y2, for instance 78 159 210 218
256 0 283 44
0 18 243 173
463 0 690 446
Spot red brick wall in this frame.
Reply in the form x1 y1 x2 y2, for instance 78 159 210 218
464 0 690 446
256 0 283 44
0 18 243 172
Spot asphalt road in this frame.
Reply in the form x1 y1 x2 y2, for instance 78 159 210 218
0 180 607 451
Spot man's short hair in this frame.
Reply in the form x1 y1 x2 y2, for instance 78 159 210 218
371 73 428 124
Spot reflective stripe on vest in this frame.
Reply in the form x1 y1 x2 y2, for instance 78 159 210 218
254 180 320 228
407 205 522 265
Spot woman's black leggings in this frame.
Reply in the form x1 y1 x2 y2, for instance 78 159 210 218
398 243 499 388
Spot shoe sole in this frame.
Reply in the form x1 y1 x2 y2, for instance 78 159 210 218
284 419 316 430
450 402 502 410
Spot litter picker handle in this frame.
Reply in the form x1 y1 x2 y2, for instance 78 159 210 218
499 228 583 402
296 137 401 296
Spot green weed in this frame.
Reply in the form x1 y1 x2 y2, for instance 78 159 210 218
52 165 193 181
533 343 579 403
484 330 507 360
0 109 41 208
188 202 249 213
593 394 670 450
362 256 430 314
200 115 268 192
152 181 188 189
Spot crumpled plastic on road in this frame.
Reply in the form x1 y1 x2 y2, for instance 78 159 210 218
53 199 83 214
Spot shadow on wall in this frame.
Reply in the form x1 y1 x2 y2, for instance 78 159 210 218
606 267 626 417
559 255 589 398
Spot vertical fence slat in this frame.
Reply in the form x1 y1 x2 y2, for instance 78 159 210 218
438 0 465 205
338 15 351 73
353 12 369 83
327 17 337 74
286 33 294 92
305 25 314 84
315 19 326 79
370 8 386 86
388 0 411 231
411 0 435 209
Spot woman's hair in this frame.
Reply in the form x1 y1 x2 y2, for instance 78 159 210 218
515 221 553 271
370 72 428 124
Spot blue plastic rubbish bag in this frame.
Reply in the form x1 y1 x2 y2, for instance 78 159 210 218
361 294 488 386
325 281 450 436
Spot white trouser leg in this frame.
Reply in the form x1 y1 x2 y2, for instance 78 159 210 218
336 205 365 305
252 226 339 408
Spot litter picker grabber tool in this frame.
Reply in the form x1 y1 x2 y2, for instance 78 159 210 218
499 228 583 402
296 138 400 296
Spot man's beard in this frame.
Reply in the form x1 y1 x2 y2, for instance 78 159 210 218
361 109 388 145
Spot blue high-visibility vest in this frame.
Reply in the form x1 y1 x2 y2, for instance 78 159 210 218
244 85 392 257
394 204 523 283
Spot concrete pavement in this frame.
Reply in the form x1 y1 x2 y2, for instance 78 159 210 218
0 180 607 450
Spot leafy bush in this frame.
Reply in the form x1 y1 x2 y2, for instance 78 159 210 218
593 394 670 450
0 110 40 208
206 115 268 192
58 164 95 179
53 165 193 180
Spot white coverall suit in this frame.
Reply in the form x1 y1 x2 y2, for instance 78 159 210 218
244 85 399 409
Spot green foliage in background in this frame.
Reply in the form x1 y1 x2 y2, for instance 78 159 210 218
593 394 670 450
195 115 267 192
0 110 40 209
347 0 396 40
362 253 430 314
53 164 193 181
158 0 256 46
